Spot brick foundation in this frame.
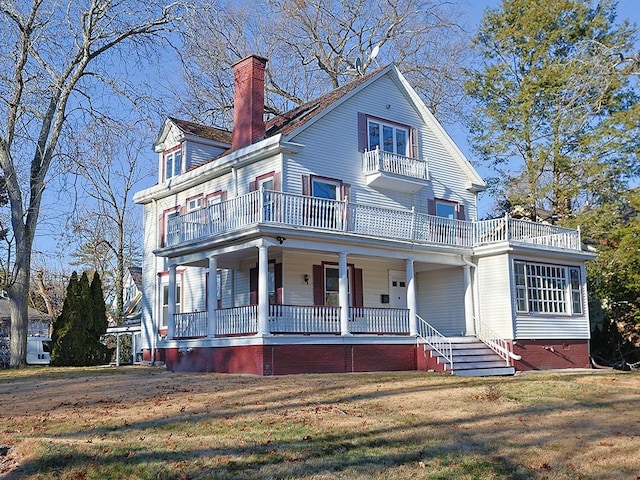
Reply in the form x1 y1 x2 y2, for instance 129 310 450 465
160 343 417 375
513 339 590 371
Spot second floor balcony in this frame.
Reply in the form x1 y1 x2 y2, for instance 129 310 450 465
164 189 583 253
362 148 429 192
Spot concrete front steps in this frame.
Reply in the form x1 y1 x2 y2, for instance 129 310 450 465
423 336 515 376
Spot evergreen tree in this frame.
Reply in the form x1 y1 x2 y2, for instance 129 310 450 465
51 272 110 366
466 0 640 221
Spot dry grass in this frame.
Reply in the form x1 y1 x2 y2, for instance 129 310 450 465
1 366 639 479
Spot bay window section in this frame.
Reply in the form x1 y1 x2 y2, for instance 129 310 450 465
514 261 583 315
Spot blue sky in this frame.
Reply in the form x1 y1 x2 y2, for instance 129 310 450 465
31 0 640 270
455 0 640 217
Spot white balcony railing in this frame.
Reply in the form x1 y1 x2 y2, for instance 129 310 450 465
362 148 429 180
165 190 582 252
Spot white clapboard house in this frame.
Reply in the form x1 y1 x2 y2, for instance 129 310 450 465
134 55 594 376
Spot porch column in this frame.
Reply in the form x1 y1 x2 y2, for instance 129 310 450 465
463 265 475 335
339 252 351 336
207 256 218 337
257 244 270 336
406 258 418 336
167 264 177 339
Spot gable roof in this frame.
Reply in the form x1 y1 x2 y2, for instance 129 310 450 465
168 117 232 144
265 66 387 137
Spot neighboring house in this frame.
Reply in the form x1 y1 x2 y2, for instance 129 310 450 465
0 292 50 338
134 55 594 376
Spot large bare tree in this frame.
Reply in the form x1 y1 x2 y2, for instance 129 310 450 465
178 0 471 127
67 120 150 323
0 0 179 367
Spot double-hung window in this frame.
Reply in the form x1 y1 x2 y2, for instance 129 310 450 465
160 281 181 328
514 261 582 315
164 149 183 180
368 119 408 156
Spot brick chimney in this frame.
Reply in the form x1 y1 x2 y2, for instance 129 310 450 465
231 55 268 150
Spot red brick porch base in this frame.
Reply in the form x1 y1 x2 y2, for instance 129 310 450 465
152 343 418 375
513 339 590 371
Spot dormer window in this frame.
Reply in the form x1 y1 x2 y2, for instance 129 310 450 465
164 147 183 180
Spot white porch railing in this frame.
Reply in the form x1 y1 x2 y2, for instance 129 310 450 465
269 305 341 333
174 311 208 338
362 148 429 180
474 318 521 366
416 315 453 372
217 306 258 335
349 307 409 333
166 190 582 251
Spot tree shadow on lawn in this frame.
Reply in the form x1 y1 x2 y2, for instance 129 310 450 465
6 386 639 479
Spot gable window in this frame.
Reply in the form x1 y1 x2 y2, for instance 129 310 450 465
368 119 408 156
514 261 582 315
164 148 183 180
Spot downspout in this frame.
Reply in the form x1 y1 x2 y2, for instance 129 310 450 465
232 166 238 198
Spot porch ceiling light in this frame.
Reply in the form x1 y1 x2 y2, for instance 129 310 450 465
276 236 286 244
303 274 309 284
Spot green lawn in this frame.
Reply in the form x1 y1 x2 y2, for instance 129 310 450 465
1 367 639 479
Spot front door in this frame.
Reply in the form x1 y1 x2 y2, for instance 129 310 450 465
388 270 407 309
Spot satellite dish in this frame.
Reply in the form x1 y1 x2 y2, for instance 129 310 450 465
370 44 380 60
355 57 363 75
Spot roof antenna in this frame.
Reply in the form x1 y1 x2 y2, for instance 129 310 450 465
369 44 380 68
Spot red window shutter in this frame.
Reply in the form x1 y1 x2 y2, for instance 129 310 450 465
357 112 367 152
341 183 351 202
428 199 436 215
353 268 364 307
249 267 258 305
302 175 310 196
275 262 283 304
457 204 466 220
313 264 324 306
410 127 418 159
273 172 281 191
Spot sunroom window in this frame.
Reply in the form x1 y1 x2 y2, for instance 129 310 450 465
368 119 408 156
514 261 582 315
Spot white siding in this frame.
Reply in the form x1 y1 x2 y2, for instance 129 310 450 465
476 255 514 338
284 72 477 219
416 267 466 336
282 252 407 307
184 141 227 171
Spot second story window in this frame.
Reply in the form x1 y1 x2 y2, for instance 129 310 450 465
368 119 408 156
186 195 203 212
164 148 182 180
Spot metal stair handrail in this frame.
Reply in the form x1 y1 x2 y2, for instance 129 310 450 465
475 317 521 366
416 315 453 372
